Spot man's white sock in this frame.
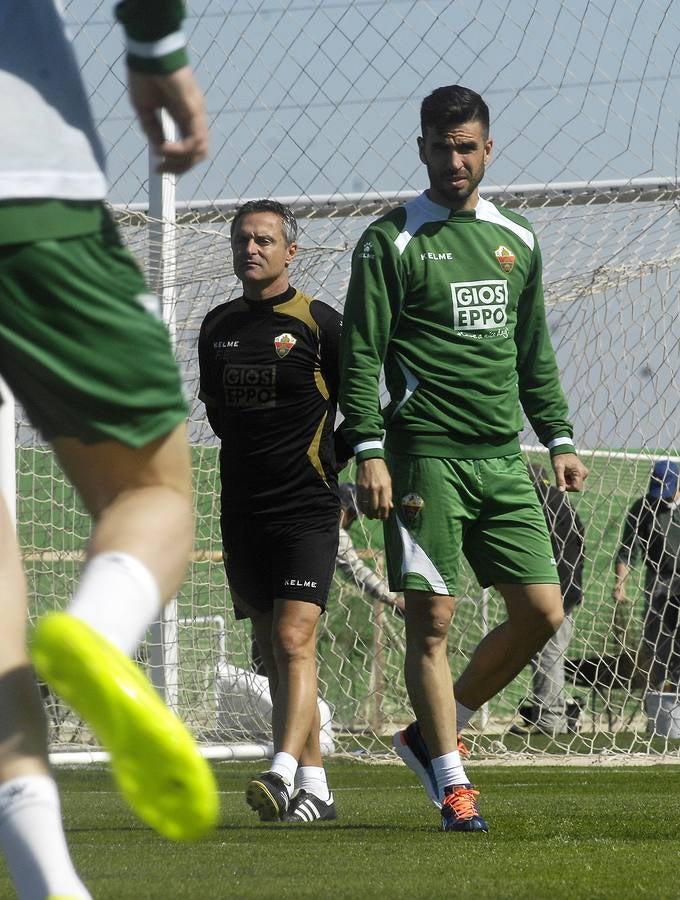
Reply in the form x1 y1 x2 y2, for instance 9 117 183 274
269 752 297 798
295 766 331 801
68 552 160 657
432 751 469 802
0 775 92 900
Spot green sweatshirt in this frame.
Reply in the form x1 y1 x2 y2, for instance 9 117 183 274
339 192 575 462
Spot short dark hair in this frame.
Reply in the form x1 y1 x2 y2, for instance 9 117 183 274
230 199 298 245
420 85 490 138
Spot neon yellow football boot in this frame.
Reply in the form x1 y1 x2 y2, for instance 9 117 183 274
31 612 218 841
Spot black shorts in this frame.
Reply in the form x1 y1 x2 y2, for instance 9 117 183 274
220 515 339 619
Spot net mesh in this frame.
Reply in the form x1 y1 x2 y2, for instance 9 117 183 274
16 0 680 758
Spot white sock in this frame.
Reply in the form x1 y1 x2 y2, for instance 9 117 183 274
269 752 297 798
432 751 469 801
455 700 476 733
0 775 92 900
69 552 160 656
295 766 331 801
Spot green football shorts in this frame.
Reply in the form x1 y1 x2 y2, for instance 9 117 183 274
0 222 186 447
384 452 559 596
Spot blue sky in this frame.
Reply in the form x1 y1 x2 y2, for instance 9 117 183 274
67 0 680 205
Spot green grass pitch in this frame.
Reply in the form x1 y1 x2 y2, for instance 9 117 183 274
1 761 678 899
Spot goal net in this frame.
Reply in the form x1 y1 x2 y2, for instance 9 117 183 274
14 0 680 761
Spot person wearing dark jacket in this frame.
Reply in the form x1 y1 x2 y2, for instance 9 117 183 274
520 463 586 734
613 459 680 691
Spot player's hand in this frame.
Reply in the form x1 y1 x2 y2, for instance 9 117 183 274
356 458 393 520
552 452 588 493
127 66 209 174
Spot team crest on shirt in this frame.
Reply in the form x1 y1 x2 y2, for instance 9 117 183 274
274 333 297 358
401 493 425 524
494 245 515 273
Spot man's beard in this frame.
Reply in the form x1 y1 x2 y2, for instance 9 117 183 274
428 162 484 207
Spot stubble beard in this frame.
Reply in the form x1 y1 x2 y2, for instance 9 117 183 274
429 161 485 209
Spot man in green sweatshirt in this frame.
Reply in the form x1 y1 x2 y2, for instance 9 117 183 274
339 84 588 833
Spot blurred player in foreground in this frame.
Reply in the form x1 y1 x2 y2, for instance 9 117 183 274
339 84 588 833
0 2 215 896
199 200 342 823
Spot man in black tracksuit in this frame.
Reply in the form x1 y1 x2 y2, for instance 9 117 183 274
199 200 342 824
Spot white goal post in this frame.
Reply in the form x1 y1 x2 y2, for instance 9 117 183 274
10 0 680 762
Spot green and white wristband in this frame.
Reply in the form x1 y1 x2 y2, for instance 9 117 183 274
125 32 189 74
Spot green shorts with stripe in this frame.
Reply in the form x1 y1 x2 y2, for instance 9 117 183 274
384 452 559 596
0 221 186 447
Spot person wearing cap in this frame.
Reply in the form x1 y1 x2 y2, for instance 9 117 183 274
512 464 585 734
337 483 405 617
613 459 680 691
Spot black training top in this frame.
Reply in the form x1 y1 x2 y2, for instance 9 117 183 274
616 496 680 598
198 286 342 521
